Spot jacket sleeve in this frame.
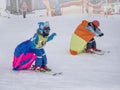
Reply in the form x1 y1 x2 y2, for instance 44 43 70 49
47 33 56 42
95 28 103 36
86 26 102 36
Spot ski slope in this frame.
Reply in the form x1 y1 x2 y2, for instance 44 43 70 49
0 11 120 90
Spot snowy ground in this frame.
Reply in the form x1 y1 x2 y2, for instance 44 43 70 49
0 10 120 90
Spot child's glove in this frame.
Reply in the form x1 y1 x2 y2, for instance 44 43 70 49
99 33 104 37
51 33 56 37
47 33 57 42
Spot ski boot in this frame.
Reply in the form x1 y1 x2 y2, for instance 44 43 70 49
31 65 46 72
93 48 101 52
85 49 94 53
41 65 51 71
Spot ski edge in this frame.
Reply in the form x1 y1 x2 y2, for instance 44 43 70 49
29 69 62 76
94 50 110 55
38 71 63 76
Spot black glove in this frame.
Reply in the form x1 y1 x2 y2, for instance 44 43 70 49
99 33 104 37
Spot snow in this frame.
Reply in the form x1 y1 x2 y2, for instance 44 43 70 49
0 10 120 90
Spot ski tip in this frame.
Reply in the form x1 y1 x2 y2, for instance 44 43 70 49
52 72 62 76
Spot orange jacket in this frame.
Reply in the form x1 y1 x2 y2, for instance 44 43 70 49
74 20 95 42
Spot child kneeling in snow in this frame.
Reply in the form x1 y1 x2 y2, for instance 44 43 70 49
13 21 56 71
85 20 104 53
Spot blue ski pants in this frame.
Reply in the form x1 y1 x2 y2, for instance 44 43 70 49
30 48 47 66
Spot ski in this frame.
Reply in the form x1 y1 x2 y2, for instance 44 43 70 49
93 51 104 55
101 50 110 53
42 71 62 76
84 50 110 55
35 71 62 76
29 68 62 76
93 50 110 55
